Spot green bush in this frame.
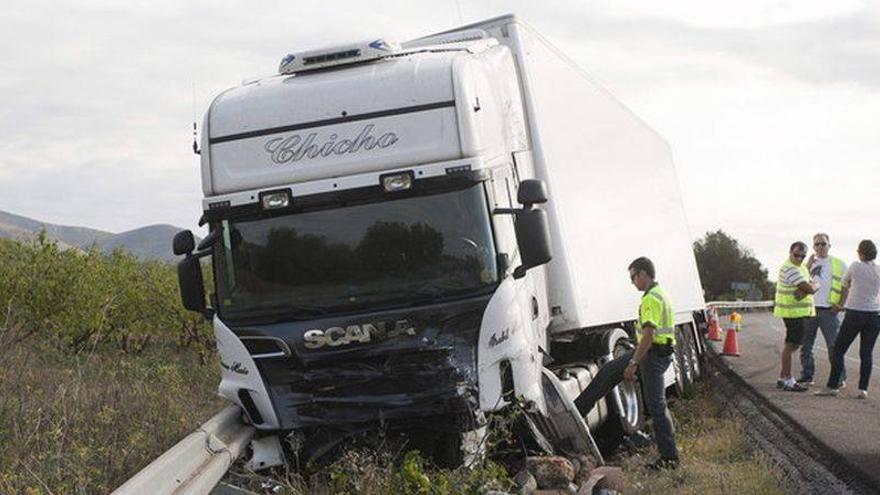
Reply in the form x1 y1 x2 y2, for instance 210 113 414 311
0 234 212 355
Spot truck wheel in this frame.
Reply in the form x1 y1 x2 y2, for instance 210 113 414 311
615 341 644 434
672 326 695 396
605 330 644 435
594 332 644 451
683 323 702 381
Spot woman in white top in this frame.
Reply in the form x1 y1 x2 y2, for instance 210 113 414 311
816 240 880 398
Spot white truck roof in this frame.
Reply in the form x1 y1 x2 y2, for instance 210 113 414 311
201 49 466 195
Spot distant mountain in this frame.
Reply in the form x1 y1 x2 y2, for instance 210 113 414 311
98 224 189 261
0 210 190 262
0 210 113 248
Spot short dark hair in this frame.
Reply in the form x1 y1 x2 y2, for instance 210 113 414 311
858 240 877 261
790 241 807 252
629 257 655 278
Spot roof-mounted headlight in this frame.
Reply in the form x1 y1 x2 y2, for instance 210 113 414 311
260 189 292 210
381 172 414 192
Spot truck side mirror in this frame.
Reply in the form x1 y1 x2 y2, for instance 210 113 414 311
197 229 222 251
517 179 548 207
173 230 196 255
177 255 212 319
513 208 552 279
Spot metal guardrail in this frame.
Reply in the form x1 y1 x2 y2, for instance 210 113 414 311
707 300 774 310
112 405 254 495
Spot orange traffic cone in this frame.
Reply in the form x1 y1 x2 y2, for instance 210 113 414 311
721 324 740 357
707 306 723 341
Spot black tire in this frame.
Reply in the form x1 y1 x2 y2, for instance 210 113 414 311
613 337 645 435
672 326 694 396
596 329 644 443
683 322 703 382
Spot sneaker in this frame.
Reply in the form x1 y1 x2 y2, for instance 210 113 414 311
857 390 868 400
796 377 815 386
783 382 809 392
814 387 839 397
646 457 679 471
776 379 786 389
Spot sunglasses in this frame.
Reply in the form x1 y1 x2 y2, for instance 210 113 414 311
814 242 828 247
792 253 806 259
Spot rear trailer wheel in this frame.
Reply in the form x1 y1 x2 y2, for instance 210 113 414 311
683 323 702 381
672 326 696 396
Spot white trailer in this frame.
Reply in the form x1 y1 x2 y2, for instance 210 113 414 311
174 14 707 467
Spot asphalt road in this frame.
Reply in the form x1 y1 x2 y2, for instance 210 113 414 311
713 311 880 489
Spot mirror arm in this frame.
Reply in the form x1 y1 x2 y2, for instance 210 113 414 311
493 207 523 216
197 229 222 251
191 248 213 259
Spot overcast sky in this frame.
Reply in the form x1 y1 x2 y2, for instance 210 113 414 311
1 0 878 278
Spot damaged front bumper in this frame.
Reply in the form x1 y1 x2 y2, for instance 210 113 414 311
260 345 480 428
230 294 492 431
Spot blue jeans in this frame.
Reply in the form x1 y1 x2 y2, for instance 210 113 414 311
574 349 679 460
827 310 880 391
800 308 844 382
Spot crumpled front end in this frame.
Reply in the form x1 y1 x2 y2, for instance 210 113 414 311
232 294 491 430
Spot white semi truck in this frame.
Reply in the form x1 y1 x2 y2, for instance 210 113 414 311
173 15 707 467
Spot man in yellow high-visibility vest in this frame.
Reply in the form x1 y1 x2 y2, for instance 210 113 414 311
575 257 679 470
774 241 819 391
797 233 847 386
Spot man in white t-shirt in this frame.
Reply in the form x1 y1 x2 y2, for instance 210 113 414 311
797 233 847 385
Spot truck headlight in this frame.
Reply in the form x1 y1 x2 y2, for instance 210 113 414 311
381 172 414 192
260 189 292 210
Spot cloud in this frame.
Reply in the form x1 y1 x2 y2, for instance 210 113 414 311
0 0 877 272
572 9 880 89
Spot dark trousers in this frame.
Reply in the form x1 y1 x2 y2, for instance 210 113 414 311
574 349 679 460
826 310 880 390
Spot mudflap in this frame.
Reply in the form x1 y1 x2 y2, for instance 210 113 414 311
525 368 604 464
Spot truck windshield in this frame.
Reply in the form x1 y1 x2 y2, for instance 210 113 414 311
213 183 498 322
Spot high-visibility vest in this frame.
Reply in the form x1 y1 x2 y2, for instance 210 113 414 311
828 256 845 306
638 284 676 345
774 260 816 318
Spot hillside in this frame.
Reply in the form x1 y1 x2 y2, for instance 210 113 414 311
0 210 190 262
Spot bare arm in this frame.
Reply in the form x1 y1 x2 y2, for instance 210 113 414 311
834 281 851 312
625 325 654 381
796 280 817 294
630 326 654 364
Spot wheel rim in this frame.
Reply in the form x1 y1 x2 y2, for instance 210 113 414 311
613 342 641 431
672 352 686 395
675 327 693 390
687 328 701 379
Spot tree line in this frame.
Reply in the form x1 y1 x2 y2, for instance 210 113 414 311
0 228 769 355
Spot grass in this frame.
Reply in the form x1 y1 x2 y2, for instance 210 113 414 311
224 449 515 495
220 381 785 495
0 319 223 495
0 306 784 495
623 382 785 494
